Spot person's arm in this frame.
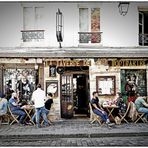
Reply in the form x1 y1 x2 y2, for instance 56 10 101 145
92 103 104 113
143 102 148 108
11 101 19 107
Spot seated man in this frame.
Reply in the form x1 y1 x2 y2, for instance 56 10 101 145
135 95 148 121
0 93 8 116
90 91 114 126
9 92 26 125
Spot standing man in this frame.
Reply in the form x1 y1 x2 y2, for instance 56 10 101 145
31 84 49 128
90 91 114 126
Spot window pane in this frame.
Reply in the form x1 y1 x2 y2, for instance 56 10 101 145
79 8 89 32
91 8 100 31
91 8 100 43
35 7 44 29
23 7 34 30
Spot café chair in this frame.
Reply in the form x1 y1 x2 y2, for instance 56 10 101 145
89 103 103 126
0 113 10 125
134 112 145 123
118 102 131 123
8 105 19 125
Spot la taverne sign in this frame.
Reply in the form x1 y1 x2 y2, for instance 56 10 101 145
47 59 91 67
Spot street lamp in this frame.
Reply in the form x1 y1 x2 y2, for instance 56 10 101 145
118 2 129 16
56 8 63 48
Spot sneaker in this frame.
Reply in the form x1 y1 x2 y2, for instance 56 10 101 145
107 122 115 126
36 124 41 128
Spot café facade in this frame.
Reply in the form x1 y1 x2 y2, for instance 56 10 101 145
0 50 147 120
0 1 148 120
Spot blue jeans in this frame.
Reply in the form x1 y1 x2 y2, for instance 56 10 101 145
36 106 49 127
12 109 26 124
138 107 148 119
0 100 8 115
93 109 109 122
32 108 49 122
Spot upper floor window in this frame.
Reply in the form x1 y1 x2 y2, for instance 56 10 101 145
21 6 44 42
78 8 102 44
139 9 148 46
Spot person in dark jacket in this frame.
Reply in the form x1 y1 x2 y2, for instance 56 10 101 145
45 93 53 111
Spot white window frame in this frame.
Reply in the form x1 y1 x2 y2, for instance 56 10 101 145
78 6 102 46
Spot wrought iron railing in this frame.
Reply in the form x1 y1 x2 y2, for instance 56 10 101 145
78 32 102 43
139 34 148 46
21 30 44 42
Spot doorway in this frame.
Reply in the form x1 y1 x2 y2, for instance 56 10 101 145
60 67 90 119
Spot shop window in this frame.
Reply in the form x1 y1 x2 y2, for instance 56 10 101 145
21 6 45 42
121 69 147 102
78 8 102 44
3 69 37 101
139 9 148 46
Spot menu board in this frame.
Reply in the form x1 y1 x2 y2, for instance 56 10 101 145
96 76 116 96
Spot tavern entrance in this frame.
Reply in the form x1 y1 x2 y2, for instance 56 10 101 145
60 66 90 119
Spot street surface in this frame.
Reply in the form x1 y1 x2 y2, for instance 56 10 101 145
0 136 148 146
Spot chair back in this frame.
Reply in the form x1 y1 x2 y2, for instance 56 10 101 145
7 104 19 125
8 105 17 118
122 102 131 118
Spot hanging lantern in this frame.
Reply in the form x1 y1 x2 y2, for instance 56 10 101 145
56 8 63 48
118 2 129 16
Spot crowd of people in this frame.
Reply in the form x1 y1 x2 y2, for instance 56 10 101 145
90 91 148 125
0 84 53 128
1 83 148 127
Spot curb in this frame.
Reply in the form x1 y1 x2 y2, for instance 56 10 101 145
0 132 148 140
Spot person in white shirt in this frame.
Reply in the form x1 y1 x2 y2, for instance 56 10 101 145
31 84 49 128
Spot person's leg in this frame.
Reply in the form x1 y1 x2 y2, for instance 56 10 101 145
2 100 8 114
41 107 49 126
93 109 108 122
36 108 41 127
32 113 36 122
138 107 148 119
12 109 26 124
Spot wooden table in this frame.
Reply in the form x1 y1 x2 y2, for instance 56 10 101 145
103 105 119 122
22 105 35 126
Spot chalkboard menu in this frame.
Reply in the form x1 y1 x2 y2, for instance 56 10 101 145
121 69 147 96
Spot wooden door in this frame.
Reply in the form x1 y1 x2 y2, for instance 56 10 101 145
61 74 74 118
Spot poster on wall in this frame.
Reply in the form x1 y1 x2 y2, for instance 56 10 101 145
121 69 147 102
49 65 57 77
46 80 58 98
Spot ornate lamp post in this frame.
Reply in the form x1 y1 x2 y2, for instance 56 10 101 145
56 9 63 48
118 2 129 16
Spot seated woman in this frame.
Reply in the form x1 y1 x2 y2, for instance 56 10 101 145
90 91 114 126
115 92 127 113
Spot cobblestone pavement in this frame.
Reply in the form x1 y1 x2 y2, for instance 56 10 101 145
0 120 148 137
0 119 148 146
0 136 148 146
